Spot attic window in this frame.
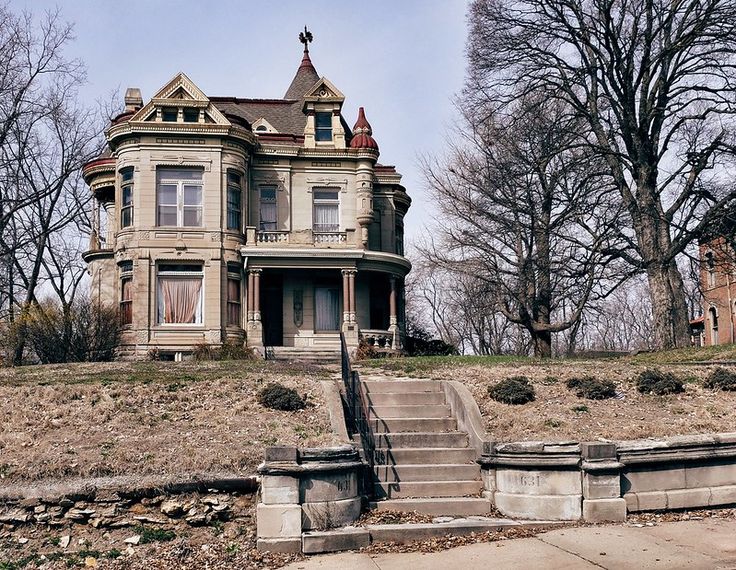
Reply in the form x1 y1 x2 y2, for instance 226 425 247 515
256 125 268 132
183 108 199 123
162 108 178 122
315 112 332 142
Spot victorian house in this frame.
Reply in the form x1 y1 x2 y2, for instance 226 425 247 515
82 34 411 359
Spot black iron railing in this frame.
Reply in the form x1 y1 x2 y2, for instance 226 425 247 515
340 333 376 493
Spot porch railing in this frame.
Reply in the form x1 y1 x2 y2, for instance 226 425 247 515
340 332 376 494
257 230 289 244
314 232 347 245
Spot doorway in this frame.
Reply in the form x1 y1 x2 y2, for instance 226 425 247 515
262 275 283 346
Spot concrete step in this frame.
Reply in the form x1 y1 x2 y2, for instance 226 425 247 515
374 432 469 448
374 480 484 499
363 380 442 393
365 517 524 544
367 391 446 406
373 463 481 482
371 417 457 433
370 404 451 419
374 447 477 465
370 497 494 516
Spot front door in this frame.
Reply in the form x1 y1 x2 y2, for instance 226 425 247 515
314 286 340 331
262 276 283 346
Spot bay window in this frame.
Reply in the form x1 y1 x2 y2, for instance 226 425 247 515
120 168 134 228
226 171 242 231
156 168 203 227
313 189 339 232
119 261 133 326
227 262 241 326
157 264 203 325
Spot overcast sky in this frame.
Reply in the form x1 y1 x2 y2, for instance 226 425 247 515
11 0 469 241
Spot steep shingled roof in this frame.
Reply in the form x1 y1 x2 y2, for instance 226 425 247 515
284 48 320 100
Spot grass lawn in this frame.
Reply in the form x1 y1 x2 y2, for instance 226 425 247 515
0 360 342 485
361 347 736 442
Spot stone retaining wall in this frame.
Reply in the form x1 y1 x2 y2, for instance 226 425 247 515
256 444 364 553
480 434 736 522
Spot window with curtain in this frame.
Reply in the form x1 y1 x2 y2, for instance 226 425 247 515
119 261 133 325
315 112 332 141
259 186 277 230
226 171 242 231
120 168 134 228
313 189 339 232
156 168 203 227
315 287 340 331
157 264 203 324
227 263 241 326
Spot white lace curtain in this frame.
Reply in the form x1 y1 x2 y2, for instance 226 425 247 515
313 204 339 232
315 287 340 330
158 278 202 324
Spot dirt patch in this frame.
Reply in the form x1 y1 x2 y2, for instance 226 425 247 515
0 361 342 485
366 361 736 441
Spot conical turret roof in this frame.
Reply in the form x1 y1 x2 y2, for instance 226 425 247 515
284 46 320 99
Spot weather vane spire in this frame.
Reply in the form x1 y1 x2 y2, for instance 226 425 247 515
299 26 313 53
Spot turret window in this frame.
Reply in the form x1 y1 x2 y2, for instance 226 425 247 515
315 112 332 142
119 261 133 326
157 264 203 325
156 167 203 227
226 171 242 230
120 168 134 228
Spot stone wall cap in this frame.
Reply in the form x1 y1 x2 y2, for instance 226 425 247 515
581 460 623 472
494 441 581 454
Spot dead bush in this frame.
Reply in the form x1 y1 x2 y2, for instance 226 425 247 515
704 367 736 391
636 369 684 395
566 376 616 400
257 382 306 411
488 376 535 405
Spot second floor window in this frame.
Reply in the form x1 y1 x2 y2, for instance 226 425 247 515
259 186 277 231
227 172 242 230
313 189 339 233
315 112 332 142
120 168 134 228
156 168 203 227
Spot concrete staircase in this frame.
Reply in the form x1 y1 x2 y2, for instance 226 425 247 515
363 376 491 516
267 346 340 364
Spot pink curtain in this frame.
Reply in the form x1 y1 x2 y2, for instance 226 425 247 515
160 278 202 323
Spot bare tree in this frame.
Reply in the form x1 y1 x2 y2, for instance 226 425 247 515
421 96 623 357
467 0 736 349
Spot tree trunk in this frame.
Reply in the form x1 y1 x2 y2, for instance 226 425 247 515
531 329 552 358
646 261 691 349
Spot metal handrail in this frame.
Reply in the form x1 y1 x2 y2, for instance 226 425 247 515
340 333 376 495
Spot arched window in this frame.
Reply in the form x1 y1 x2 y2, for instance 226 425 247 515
709 306 719 345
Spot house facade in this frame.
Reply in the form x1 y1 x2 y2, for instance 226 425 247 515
698 236 736 346
82 37 411 359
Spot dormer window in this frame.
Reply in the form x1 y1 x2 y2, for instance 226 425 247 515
183 108 199 123
256 125 268 132
162 107 178 122
315 112 332 142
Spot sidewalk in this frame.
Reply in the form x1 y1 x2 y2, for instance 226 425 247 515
284 519 736 569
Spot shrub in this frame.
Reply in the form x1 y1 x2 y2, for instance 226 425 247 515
257 382 306 411
356 339 380 360
192 342 218 361
488 376 535 405
566 376 616 400
193 341 256 361
636 369 684 395
704 367 736 391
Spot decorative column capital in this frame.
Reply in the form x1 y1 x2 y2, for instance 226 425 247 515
249 268 263 276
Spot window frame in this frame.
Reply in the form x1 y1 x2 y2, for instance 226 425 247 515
259 185 278 231
120 168 134 228
312 188 340 233
156 167 204 228
119 261 133 326
156 263 204 326
226 263 241 327
315 112 333 142
226 171 242 231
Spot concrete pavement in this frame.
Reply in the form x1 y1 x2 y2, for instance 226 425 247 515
284 519 736 569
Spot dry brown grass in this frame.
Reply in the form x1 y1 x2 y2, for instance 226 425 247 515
375 360 736 442
0 360 342 485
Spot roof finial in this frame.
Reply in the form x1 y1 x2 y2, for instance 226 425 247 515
299 26 313 53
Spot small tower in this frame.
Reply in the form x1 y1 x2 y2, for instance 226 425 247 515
351 107 379 247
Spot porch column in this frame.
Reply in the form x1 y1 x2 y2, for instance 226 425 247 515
389 275 400 349
247 271 255 322
348 270 356 323
253 269 262 322
342 269 351 324
389 276 398 327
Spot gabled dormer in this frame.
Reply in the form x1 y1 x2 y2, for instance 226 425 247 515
302 77 346 149
130 72 231 126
